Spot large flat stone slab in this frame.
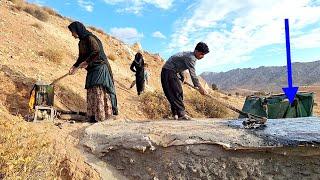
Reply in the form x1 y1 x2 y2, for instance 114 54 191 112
82 118 320 154
82 118 320 179
82 119 265 155
229 117 320 146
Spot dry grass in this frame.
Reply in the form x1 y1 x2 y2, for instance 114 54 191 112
8 0 24 11
23 5 49 22
42 6 55 16
65 16 74 23
0 107 57 179
42 7 64 19
31 23 42 29
88 26 106 35
38 49 65 64
107 53 117 61
8 0 23 4
0 105 100 179
140 91 170 119
185 93 230 118
140 91 231 119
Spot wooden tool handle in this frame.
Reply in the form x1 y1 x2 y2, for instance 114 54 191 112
50 73 69 85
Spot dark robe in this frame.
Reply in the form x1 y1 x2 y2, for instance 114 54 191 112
68 21 118 115
130 54 145 95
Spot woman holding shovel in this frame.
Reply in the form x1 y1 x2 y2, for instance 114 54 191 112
68 21 118 123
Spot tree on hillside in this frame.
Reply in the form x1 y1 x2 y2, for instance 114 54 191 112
211 83 218 90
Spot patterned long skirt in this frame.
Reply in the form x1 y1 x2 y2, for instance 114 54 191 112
87 86 113 121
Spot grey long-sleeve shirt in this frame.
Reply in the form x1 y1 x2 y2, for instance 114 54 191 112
163 51 200 87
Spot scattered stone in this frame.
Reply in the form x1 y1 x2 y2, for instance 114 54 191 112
129 158 134 164
178 161 186 170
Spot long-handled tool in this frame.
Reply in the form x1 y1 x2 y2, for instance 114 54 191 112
49 73 88 123
183 81 267 128
50 73 69 85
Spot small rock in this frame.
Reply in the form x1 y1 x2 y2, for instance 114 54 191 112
116 166 125 170
130 158 134 164
178 162 187 170
188 165 197 173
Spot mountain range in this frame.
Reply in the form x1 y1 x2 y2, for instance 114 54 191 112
200 61 320 92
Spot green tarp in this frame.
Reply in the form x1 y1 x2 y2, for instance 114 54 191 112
239 92 314 119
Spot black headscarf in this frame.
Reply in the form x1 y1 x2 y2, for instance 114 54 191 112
68 21 92 40
134 52 143 67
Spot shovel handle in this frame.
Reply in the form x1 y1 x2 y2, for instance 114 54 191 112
50 73 69 85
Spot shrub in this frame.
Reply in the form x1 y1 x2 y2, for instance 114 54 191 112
14 5 23 11
222 96 229 100
140 91 170 119
140 91 230 119
42 6 56 16
253 91 267 96
23 5 49 22
88 26 106 35
107 53 117 61
65 17 74 23
31 23 42 29
185 93 230 118
211 83 218 90
33 9 49 21
42 7 64 19
23 5 34 14
8 0 24 11
8 0 23 4
38 49 64 64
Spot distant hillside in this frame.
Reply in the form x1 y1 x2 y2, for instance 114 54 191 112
201 61 320 92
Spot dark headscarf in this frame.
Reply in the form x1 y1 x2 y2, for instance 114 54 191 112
68 21 92 40
134 52 143 66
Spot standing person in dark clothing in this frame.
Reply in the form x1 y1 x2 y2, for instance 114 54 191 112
161 42 209 120
130 52 145 95
68 21 118 123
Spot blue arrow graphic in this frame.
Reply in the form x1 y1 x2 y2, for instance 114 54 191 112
282 19 298 104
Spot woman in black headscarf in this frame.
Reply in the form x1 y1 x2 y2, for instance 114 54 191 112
130 52 145 95
68 21 118 122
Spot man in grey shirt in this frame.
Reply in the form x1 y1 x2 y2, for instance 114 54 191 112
161 42 209 120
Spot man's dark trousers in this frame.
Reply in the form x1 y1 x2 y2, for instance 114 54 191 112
161 68 185 117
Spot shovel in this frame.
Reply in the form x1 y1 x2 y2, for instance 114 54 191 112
50 73 69 85
182 81 267 128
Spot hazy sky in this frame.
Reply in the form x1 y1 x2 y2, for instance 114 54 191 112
28 0 320 73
